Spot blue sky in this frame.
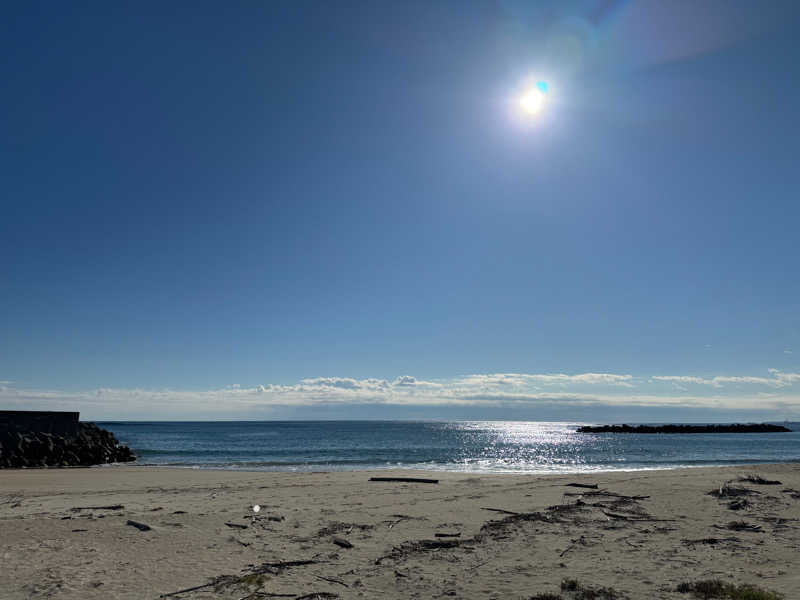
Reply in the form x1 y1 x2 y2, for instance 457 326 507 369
2 0 799 420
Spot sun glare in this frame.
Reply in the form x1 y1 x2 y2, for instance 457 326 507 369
518 80 550 117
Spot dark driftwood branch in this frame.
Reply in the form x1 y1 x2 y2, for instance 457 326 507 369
295 593 339 600
332 537 353 549
434 532 461 537
480 507 520 515
70 505 124 511
602 511 673 522
159 581 216 597
564 483 599 489
126 520 152 531
250 560 319 574
369 477 439 484
225 522 248 529
316 575 349 587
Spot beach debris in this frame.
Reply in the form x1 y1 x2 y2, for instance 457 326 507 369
249 559 320 575
70 504 124 511
332 537 353 549
317 521 374 536
252 504 261 513
737 474 782 485
434 532 461 538
159 581 218 598
601 511 673 522
676 579 782 599
369 476 439 484
384 514 425 529
559 535 589 557
721 520 762 532
295 593 339 600
563 490 650 500
560 578 625 599
781 488 800 499
71 528 88 532
708 483 761 498
727 498 752 511
226 521 248 529
316 575 348 587
375 538 467 564
481 507 520 515
126 520 152 531
564 483 599 489
172 510 187 514
681 536 738 546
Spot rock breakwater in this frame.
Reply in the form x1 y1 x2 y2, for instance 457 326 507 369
0 419 135 468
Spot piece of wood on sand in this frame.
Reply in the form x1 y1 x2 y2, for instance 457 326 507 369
564 483 599 489
369 476 439 484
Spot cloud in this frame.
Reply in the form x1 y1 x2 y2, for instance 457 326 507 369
454 372 634 387
651 370 800 389
2 369 800 419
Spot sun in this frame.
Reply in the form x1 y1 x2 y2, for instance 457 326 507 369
518 81 550 116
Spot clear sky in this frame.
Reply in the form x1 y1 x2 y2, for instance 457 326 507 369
2 0 799 420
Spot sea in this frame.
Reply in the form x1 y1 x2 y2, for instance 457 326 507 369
97 421 800 474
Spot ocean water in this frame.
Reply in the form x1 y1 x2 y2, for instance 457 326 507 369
98 421 800 474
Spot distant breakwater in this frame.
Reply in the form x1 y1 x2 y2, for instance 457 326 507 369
0 411 135 468
576 423 791 434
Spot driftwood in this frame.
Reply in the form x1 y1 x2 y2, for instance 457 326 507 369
295 593 339 600
160 581 218 598
782 488 800 499
709 483 761 498
434 532 461 537
738 475 782 485
682 537 738 546
316 575 348 587
564 483 599 489
375 538 467 564
225 522 248 529
727 499 752 511
70 505 124 511
480 507 520 515
250 560 319 574
563 490 649 500
602 511 673 522
369 477 439 484
126 520 152 531
720 521 762 532
332 537 353 549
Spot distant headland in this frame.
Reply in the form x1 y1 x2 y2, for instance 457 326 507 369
576 423 792 434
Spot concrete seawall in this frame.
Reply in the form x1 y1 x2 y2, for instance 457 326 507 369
0 411 81 437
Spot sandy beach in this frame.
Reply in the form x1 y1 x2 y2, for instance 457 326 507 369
2 464 799 599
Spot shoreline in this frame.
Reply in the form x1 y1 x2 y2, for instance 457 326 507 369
2 463 799 598
15 456 799 475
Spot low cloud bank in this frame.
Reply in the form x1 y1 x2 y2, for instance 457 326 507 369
1 370 799 420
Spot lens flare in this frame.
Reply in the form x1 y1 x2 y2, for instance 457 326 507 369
519 88 545 115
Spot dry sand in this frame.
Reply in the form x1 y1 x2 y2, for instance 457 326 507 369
2 463 799 599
